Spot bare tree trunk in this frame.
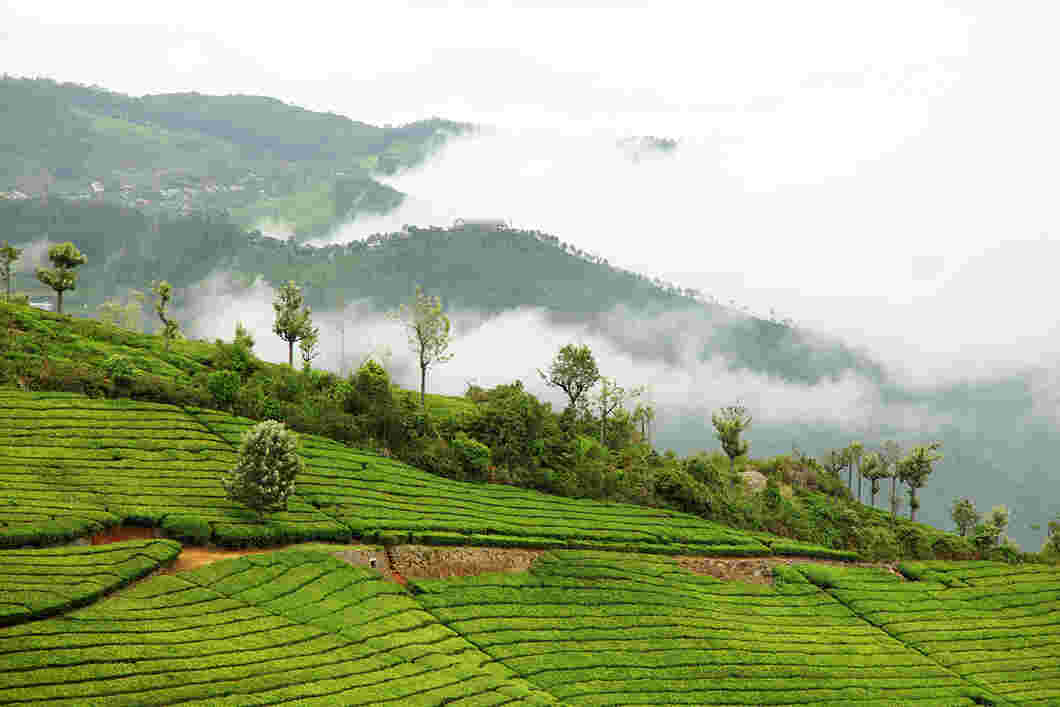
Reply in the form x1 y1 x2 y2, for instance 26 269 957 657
288 340 293 367
56 290 63 315
420 365 427 409
910 488 917 522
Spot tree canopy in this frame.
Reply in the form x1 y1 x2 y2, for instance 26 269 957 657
711 403 752 474
272 280 314 367
538 343 601 413
387 285 454 409
36 241 86 314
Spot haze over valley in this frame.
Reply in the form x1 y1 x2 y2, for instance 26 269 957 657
2 0 1058 549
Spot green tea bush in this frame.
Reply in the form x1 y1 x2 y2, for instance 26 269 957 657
206 369 241 410
162 515 212 544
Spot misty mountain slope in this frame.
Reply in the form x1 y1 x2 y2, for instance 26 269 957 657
0 77 470 238
228 223 889 388
4 194 1058 549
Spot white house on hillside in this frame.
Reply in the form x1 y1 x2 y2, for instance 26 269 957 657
453 218 509 230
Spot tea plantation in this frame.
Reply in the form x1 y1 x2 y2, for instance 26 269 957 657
1 386 1058 704
0 388 830 556
3 548 1056 704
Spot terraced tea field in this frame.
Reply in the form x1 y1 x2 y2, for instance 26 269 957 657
186 406 788 556
1 541 1057 702
0 538 179 625
795 560 1060 705
0 390 349 548
0 549 557 706
0 388 841 556
413 550 1009 706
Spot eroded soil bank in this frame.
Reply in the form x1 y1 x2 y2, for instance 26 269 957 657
89 526 900 588
676 555 904 585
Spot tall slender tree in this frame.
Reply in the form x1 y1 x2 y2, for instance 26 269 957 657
592 377 645 446
152 280 180 351
387 285 454 409
272 280 313 367
0 240 21 301
36 242 85 314
880 440 903 518
860 452 889 508
711 403 752 475
821 449 845 479
631 401 657 445
846 441 864 499
897 441 943 522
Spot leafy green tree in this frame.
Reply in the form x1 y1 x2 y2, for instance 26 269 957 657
35 241 85 314
299 323 320 372
207 370 241 411
222 419 304 519
897 441 943 522
988 504 1010 547
950 497 980 537
711 402 752 475
538 343 601 414
234 321 255 350
591 377 645 447
631 401 656 445
387 285 454 409
0 240 21 301
98 289 145 331
846 441 864 499
860 452 889 508
1046 516 1060 554
821 449 845 478
273 280 313 367
151 280 180 351
880 440 903 518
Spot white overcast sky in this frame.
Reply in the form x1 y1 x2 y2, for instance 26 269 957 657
3 0 1059 388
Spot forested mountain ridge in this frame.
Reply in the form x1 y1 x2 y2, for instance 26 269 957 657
0 197 885 388
0 75 469 238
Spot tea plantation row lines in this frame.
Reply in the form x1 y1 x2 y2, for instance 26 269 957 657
0 388 852 559
411 550 1002 706
0 539 180 626
0 549 556 706
793 560 1060 704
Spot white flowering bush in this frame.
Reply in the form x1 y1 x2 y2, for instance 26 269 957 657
222 420 304 518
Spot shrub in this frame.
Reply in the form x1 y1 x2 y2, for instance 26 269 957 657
222 420 304 518
854 526 900 562
162 515 212 544
206 369 241 410
930 533 976 560
451 433 491 480
212 339 258 378
101 354 137 385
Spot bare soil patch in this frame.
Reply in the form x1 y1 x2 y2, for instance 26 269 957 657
389 545 545 579
676 555 903 585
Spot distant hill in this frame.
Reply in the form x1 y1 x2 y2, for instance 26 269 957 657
0 75 471 238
